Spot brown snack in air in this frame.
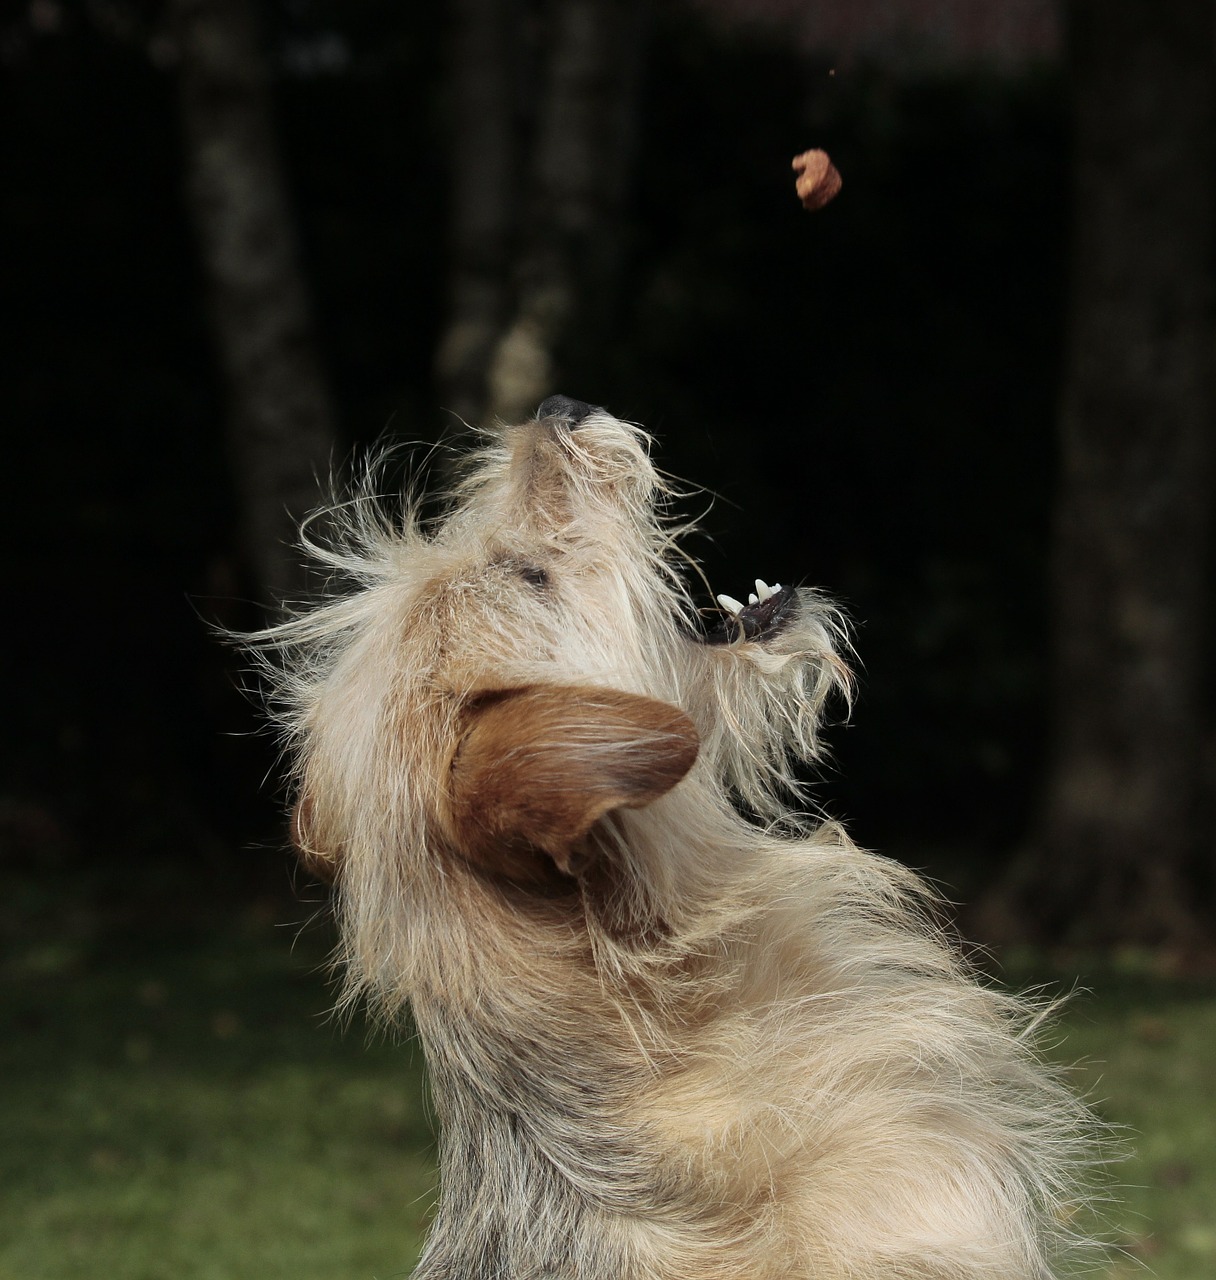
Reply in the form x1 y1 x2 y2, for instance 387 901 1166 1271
792 148 842 211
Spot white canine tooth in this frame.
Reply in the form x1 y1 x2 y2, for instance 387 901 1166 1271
754 578 769 599
748 593 759 605
716 593 745 617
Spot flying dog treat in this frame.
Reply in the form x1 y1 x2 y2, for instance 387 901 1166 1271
792 148 842 211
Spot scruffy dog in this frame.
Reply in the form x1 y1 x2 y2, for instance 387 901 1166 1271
255 397 1096 1279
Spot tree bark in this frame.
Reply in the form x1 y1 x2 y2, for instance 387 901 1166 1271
171 0 339 609
980 0 1214 947
484 0 647 424
433 0 522 427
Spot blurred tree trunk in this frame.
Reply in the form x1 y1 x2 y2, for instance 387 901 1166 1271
171 0 338 609
487 0 646 422
436 0 647 427
433 0 521 425
979 0 1214 947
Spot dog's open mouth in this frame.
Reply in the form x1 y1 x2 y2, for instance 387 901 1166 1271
701 579 795 645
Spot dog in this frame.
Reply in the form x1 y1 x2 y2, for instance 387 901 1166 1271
252 396 1098 1279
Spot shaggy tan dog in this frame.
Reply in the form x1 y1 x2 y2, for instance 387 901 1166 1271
253 397 1098 1279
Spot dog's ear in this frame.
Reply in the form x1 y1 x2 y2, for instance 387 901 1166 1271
444 685 699 880
290 793 340 884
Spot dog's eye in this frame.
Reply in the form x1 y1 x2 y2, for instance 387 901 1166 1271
518 564 550 590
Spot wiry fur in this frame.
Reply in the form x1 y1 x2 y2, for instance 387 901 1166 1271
250 408 1101 1279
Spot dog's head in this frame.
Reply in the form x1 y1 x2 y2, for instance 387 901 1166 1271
258 401 848 998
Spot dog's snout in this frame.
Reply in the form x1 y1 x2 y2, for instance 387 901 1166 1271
537 395 598 427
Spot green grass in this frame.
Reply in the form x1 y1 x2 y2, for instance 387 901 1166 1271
1 910 435 1280
3 901 1214 1279
1038 960 1216 1278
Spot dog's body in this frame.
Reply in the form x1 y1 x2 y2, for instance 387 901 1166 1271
256 399 1096 1279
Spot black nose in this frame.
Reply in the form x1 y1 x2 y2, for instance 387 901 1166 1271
537 395 598 426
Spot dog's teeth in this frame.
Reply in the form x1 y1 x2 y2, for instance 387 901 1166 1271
755 579 774 601
748 593 759 605
716 593 745 617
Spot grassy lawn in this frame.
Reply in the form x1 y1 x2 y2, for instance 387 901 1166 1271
3 885 1213 1279
1044 961 1216 1277
1 898 435 1280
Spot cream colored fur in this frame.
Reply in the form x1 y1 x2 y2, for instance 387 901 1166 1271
250 408 1101 1279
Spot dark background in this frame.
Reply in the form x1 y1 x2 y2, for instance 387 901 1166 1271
0 1 1204 946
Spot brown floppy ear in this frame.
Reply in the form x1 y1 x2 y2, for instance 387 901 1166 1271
444 685 699 880
290 793 340 884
